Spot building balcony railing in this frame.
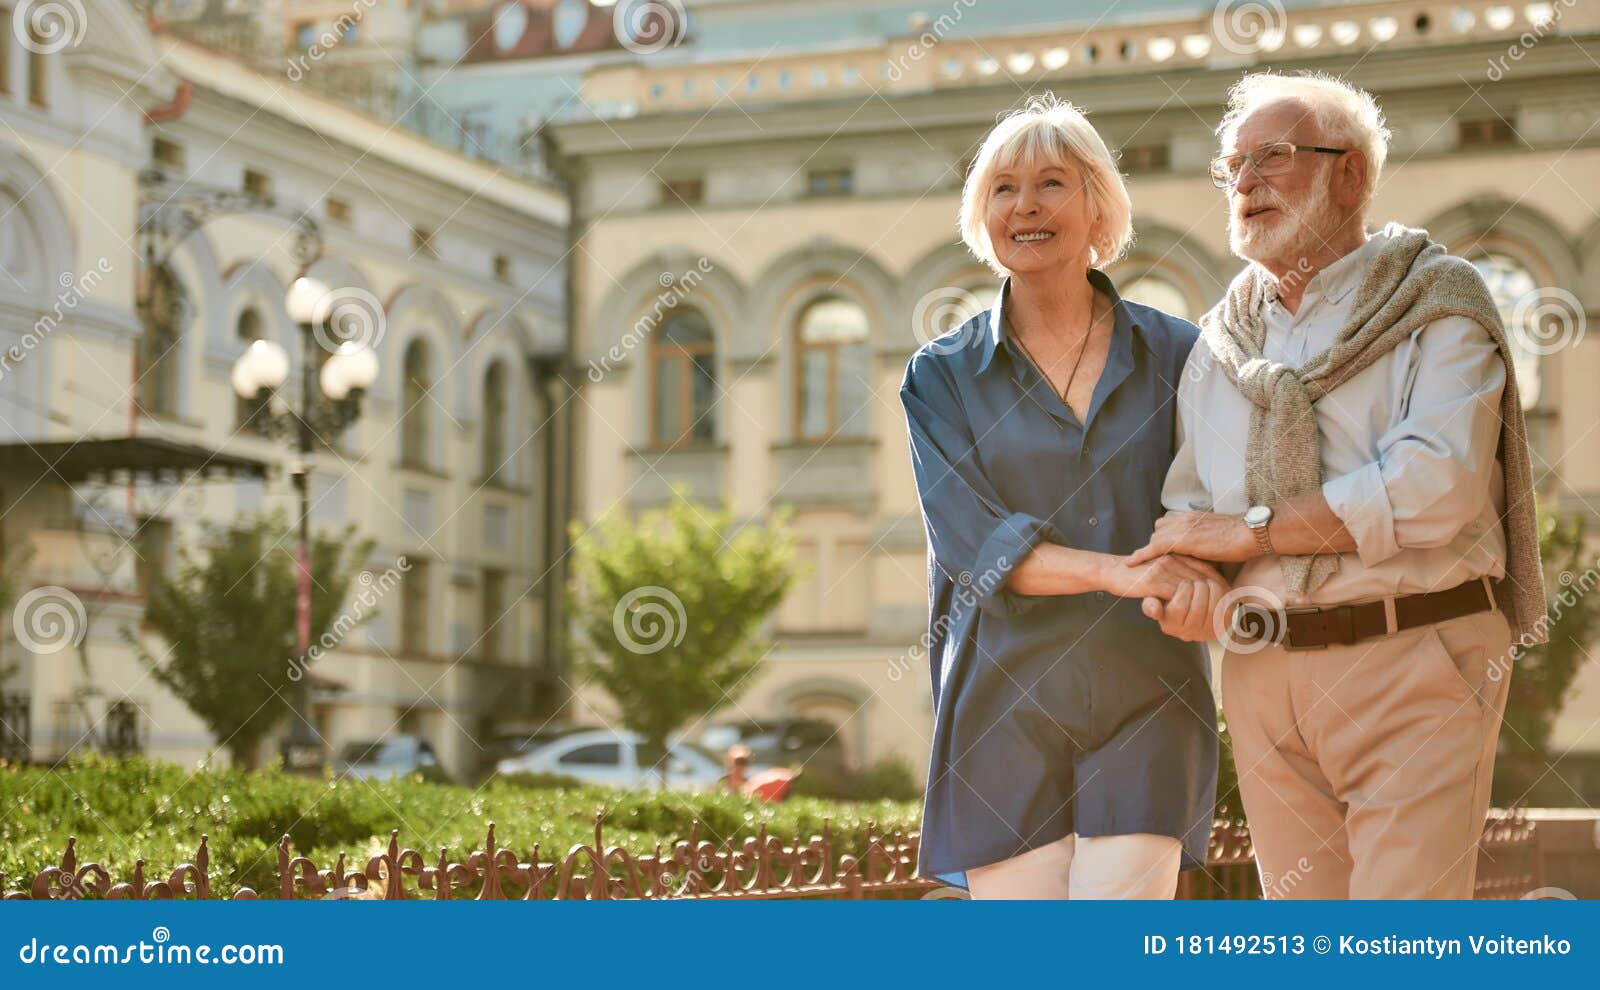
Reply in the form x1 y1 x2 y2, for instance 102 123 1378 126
581 0 1600 119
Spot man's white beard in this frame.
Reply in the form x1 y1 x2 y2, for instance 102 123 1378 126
1229 181 1342 265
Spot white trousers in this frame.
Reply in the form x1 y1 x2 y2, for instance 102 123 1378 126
965 832 1182 900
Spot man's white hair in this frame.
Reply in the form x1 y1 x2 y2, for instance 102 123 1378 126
1217 72 1392 204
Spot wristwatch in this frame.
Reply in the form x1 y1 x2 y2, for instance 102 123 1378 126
1244 504 1275 556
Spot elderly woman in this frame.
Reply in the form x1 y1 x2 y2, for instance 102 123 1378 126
900 95 1224 899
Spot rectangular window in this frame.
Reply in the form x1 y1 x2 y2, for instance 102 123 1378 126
659 176 704 207
0 7 11 96
243 168 274 204
324 196 351 225
411 226 436 258
401 558 430 655
481 568 506 662
25 25 44 108
135 517 174 599
152 137 186 173
1458 117 1517 148
462 107 494 158
1120 142 1170 174
806 167 854 197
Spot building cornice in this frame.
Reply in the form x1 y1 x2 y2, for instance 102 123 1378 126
549 0 1600 157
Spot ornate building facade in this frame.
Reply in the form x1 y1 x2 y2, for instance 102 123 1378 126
543 0 1600 781
1 1 569 779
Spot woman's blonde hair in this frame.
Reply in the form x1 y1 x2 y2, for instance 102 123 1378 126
959 94 1134 275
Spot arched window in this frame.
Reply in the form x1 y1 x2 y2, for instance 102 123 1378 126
795 297 871 440
401 339 432 467
482 361 508 482
234 308 271 432
1119 273 1194 322
649 309 716 446
137 265 184 417
1469 254 1543 409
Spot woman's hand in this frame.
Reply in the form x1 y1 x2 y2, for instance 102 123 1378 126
1102 552 1223 600
1098 553 1230 643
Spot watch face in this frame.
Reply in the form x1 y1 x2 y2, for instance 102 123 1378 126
1245 505 1271 527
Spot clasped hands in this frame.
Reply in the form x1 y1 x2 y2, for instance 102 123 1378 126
1112 511 1261 643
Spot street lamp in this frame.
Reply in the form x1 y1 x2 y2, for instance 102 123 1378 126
231 275 379 774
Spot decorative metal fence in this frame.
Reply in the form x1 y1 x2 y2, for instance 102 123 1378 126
0 810 1563 901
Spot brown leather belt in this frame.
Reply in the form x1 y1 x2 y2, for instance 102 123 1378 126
1268 578 1501 651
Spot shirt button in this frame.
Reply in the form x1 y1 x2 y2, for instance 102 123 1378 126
1087 516 1098 527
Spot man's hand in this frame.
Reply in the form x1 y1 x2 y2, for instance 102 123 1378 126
1141 573 1228 642
1126 511 1258 566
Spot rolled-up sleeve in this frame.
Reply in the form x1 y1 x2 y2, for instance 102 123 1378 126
1322 315 1506 567
901 355 1065 618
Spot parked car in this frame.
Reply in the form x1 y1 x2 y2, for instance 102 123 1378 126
475 725 583 782
331 735 450 784
493 729 726 791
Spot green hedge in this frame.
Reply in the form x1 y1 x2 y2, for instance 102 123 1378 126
0 756 921 898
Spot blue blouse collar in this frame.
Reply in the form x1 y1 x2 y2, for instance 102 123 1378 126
976 268 1147 376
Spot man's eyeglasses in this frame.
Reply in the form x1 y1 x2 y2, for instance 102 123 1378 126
1208 142 1349 188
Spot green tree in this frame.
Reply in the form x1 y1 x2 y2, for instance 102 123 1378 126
1493 510 1600 803
567 496 796 783
121 511 375 769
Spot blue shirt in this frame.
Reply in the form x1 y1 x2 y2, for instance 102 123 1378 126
900 269 1218 884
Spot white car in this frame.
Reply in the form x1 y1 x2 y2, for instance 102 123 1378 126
494 729 727 791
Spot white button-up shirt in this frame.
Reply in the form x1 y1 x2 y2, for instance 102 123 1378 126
1163 227 1509 606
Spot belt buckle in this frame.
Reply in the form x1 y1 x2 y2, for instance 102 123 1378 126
1280 604 1358 651
1281 606 1324 651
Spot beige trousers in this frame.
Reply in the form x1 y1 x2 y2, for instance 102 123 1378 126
966 832 1182 900
1221 606 1513 899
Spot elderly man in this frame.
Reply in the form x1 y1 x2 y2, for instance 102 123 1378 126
1129 72 1546 899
